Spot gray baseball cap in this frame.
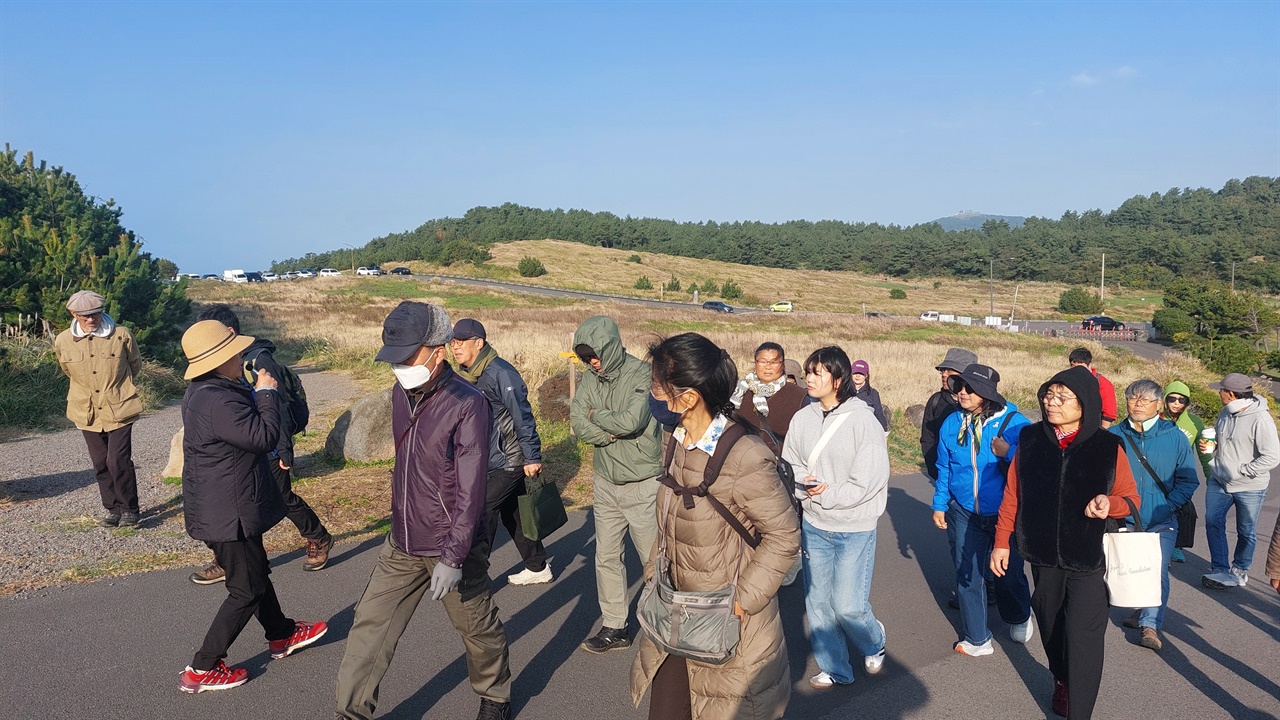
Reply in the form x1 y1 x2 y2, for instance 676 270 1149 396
1209 373 1253 394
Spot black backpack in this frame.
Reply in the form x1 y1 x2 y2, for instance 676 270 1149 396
245 348 310 435
657 423 762 548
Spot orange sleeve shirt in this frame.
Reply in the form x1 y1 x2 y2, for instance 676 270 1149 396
995 446 1140 550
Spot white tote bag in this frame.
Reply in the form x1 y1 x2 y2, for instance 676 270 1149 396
1102 498 1162 608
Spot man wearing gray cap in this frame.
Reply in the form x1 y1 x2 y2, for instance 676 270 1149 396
53 290 144 527
1200 372 1279 590
336 301 512 720
921 348 978 481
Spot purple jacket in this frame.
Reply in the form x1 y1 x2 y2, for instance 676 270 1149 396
390 363 492 568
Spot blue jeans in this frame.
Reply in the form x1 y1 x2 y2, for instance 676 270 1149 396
1204 481 1268 573
1134 524 1177 630
947 501 1032 644
801 520 885 684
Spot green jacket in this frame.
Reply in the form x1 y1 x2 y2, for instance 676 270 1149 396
570 316 661 484
1162 380 1212 478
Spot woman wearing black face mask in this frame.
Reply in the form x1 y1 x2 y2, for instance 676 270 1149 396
631 333 800 720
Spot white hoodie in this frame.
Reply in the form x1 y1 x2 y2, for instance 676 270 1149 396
782 397 890 533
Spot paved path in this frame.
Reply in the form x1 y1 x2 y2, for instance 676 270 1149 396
3 471 1276 720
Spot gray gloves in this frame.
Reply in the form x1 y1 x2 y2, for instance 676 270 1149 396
429 562 463 601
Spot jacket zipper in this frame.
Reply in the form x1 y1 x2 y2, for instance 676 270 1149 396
400 387 413 550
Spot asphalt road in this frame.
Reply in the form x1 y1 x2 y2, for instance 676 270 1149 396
3 471 1276 720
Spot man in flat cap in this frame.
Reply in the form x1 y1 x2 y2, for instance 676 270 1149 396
1201 372 1279 589
53 290 144 527
451 318 552 586
336 302 512 720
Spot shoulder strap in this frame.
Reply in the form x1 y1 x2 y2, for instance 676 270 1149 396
996 411 1014 437
657 423 760 548
807 411 850 469
1120 433 1174 500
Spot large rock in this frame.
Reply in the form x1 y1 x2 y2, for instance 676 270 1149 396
162 427 184 478
905 404 925 428
326 388 395 463
537 367 583 424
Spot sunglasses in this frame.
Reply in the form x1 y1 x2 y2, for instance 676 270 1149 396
947 377 975 395
1166 395 1189 405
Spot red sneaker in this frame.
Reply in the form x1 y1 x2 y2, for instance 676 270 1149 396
179 661 249 693
1052 679 1069 718
269 620 329 659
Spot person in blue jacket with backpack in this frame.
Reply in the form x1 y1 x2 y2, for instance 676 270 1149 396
1109 378 1199 651
931 364 1034 656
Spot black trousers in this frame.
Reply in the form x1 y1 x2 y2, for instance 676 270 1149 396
485 468 546 572
82 425 139 514
1031 565 1109 720
192 533 295 670
648 655 693 720
271 459 327 540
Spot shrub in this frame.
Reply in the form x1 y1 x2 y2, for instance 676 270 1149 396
634 275 653 290
665 277 681 292
1152 308 1195 338
517 256 547 277
686 282 700 295
889 288 907 300
721 280 743 300
1207 336 1259 374
627 254 642 263
1058 287 1104 314
701 280 720 296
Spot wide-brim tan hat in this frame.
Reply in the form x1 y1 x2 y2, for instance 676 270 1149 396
182 320 255 380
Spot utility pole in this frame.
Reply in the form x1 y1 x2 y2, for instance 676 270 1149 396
989 258 995 317
1100 253 1106 304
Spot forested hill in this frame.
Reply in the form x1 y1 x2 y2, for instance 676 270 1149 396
276 177 1280 292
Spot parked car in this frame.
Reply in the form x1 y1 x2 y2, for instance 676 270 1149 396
356 266 383 276
769 301 794 313
865 311 891 319
175 273 202 281
297 268 316 278
701 301 734 314
262 271 279 282
389 267 412 276
1082 315 1125 331
201 273 221 280
919 310 940 321
319 268 342 277
245 272 264 283
283 271 300 280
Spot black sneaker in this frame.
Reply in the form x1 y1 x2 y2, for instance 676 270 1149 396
97 513 121 528
119 512 140 527
581 626 630 653
476 698 512 720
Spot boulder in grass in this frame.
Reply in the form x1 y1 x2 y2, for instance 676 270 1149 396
325 387 395 463
162 427 184 479
905 404 926 428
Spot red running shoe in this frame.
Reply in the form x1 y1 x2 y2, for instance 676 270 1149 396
269 620 329 659
1052 679 1069 718
179 661 249 693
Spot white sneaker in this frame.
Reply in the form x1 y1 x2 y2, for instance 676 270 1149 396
1231 567 1249 587
508 566 553 585
864 620 887 675
1010 619 1035 644
1201 570 1241 589
954 639 995 657
809 671 836 689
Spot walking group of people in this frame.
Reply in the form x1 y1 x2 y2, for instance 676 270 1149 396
54 291 1280 720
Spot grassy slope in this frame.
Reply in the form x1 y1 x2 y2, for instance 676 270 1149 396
387 238 1164 322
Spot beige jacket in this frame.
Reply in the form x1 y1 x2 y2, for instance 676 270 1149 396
1266 514 1280 582
54 324 142 431
631 427 800 720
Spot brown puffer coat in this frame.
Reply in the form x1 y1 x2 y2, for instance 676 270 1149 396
631 427 801 720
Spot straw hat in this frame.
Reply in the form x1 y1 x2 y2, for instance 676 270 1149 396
182 320 255 380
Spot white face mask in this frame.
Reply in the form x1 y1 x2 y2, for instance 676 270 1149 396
392 348 439 389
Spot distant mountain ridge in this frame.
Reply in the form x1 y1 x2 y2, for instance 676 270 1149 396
932 211 1026 231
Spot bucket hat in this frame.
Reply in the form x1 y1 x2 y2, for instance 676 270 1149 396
182 320 255 380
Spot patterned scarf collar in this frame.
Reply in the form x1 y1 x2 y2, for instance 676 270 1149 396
957 410 986 448
732 372 787 417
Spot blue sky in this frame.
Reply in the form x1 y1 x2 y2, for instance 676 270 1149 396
2 1 1277 273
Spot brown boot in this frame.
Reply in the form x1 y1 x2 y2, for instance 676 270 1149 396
303 535 333 572
189 559 226 585
1139 627 1163 651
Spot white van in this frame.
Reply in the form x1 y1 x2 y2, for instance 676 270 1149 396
919 310 940 321
222 269 248 283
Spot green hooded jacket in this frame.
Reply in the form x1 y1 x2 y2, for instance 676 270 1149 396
570 316 662 484
1161 380 1212 478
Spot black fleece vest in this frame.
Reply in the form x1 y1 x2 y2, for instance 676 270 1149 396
1014 425 1120 572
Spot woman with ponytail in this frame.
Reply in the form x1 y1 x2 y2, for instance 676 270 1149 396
630 333 800 720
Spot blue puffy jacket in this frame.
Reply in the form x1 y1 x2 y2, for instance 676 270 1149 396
932 402 1031 515
1109 418 1199 529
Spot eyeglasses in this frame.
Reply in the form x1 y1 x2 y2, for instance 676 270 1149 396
651 382 691 402
1128 397 1161 406
755 358 783 366
1041 392 1079 406
1166 396 1189 406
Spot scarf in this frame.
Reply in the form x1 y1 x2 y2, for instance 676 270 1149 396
70 312 115 339
731 372 787 417
455 342 498 384
1054 426 1079 449
956 410 984 448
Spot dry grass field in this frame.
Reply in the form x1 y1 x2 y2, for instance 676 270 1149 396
387 239 1164 322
